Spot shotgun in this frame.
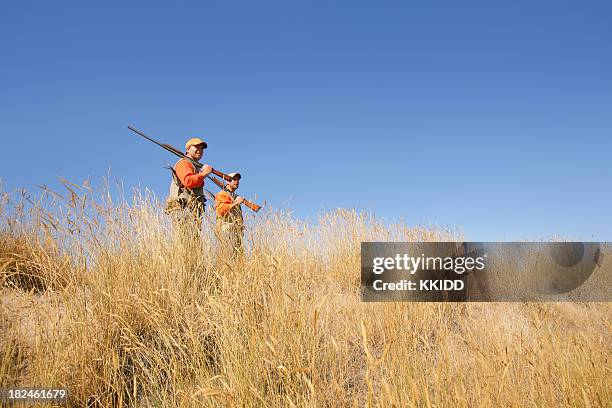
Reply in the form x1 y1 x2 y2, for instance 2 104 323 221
208 176 261 212
128 125 234 182
128 125 262 212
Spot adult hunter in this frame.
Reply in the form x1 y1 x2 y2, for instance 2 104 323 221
166 137 213 233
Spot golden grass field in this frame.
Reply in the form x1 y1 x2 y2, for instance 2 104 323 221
1 181 610 407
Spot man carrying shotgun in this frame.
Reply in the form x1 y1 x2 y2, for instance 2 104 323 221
214 172 245 260
166 137 213 234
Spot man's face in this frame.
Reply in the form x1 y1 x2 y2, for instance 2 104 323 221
187 144 205 160
227 178 240 191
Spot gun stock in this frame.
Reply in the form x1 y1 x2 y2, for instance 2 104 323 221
208 176 262 213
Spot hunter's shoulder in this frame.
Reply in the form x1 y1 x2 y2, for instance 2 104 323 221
174 158 195 171
174 157 190 167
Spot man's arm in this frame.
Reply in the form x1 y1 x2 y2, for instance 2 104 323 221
175 159 211 188
215 191 244 216
215 191 233 216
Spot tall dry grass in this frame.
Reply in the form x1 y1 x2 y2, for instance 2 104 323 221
0 180 610 407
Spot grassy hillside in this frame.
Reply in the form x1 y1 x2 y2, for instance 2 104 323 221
1 181 609 407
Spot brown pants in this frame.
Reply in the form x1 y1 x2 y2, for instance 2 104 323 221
169 204 204 253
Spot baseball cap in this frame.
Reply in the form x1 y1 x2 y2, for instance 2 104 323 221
185 137 208 150
227 172 241 180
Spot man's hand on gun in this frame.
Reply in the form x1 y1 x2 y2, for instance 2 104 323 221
200 164 213 177
234 196 245 206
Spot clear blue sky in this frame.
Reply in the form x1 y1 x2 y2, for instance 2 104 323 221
1 0 610 240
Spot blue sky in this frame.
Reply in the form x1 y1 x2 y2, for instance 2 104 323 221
1 0 610 240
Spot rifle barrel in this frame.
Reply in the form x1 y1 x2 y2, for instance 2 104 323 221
128 126 178 156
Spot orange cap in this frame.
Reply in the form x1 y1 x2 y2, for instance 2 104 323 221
185 137 208 150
